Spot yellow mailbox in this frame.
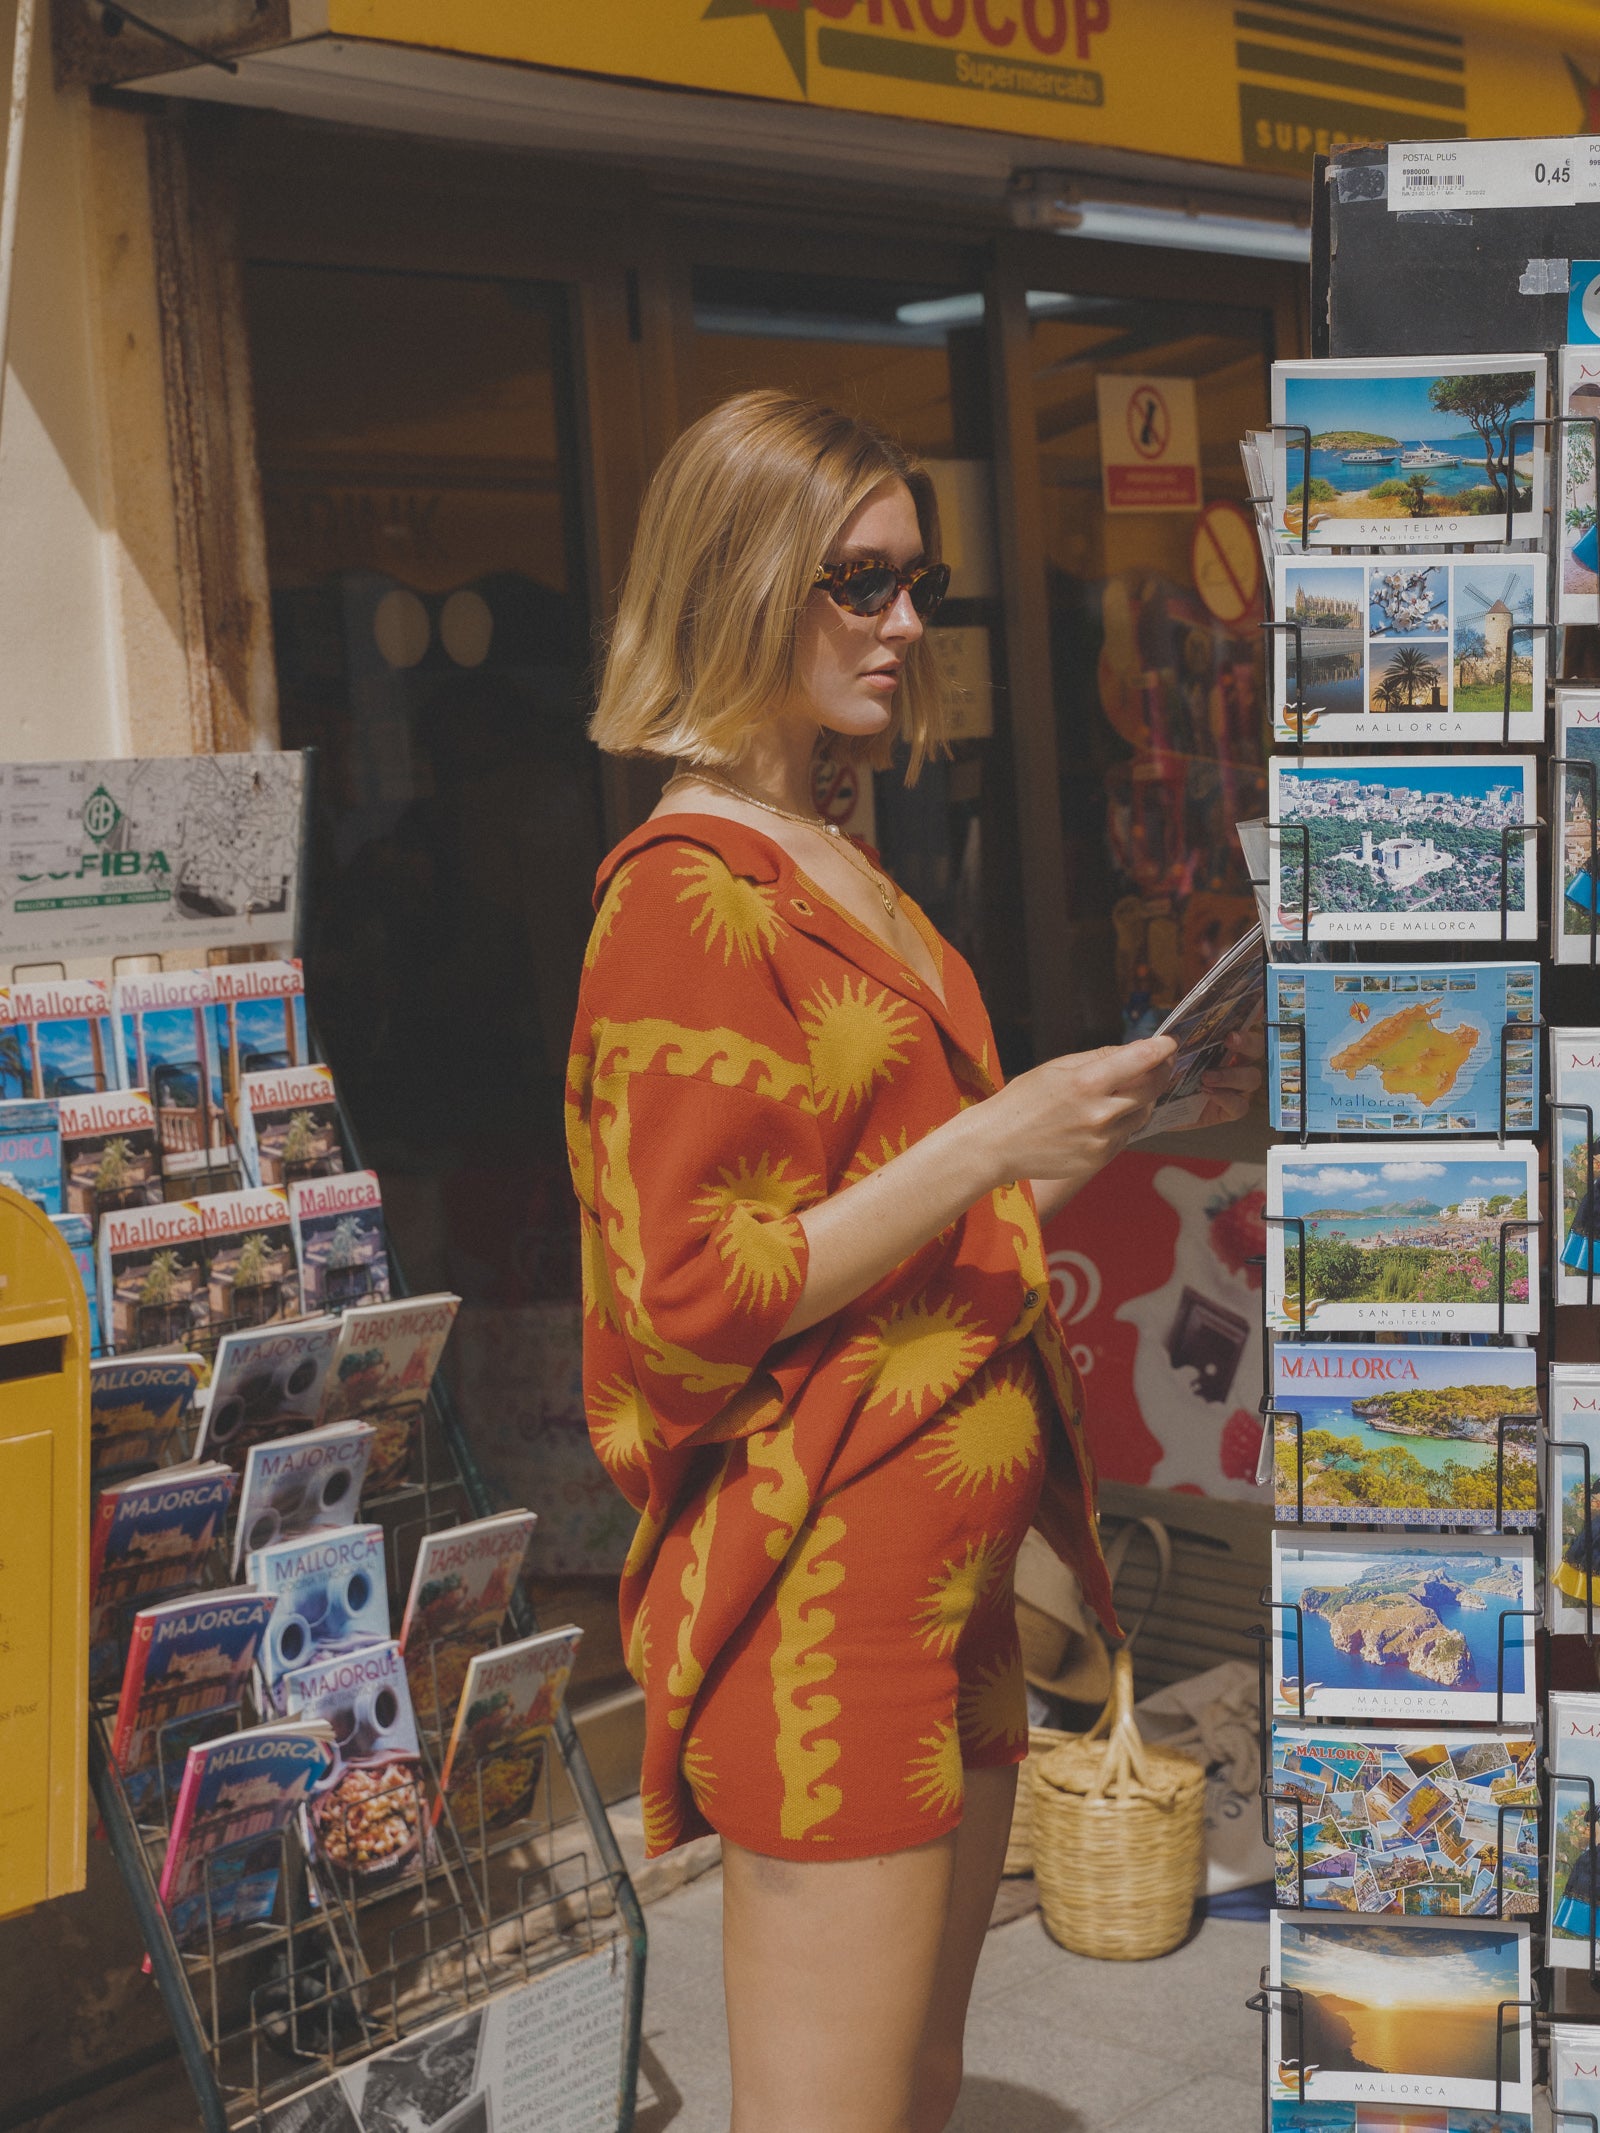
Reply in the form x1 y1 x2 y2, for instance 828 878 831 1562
0 1181 89 1919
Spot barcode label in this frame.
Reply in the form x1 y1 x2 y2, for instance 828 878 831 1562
1402 173 1464 190
1389 137 1600 212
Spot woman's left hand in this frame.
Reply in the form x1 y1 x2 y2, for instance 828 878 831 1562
1189 1022 1264 1131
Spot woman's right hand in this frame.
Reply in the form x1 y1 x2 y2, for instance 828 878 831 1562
984 1035 1177 1196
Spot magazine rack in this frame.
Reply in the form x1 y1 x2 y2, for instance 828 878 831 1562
9 749 647 2132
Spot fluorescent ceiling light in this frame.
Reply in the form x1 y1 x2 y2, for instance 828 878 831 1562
1059 201 1310 262
894 290 1085 329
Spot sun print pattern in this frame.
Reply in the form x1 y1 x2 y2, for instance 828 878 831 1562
674 847 785 966
800 973 920 1118
691 1151 817 1314
843 1295 990 1420
917 1367 1043 1496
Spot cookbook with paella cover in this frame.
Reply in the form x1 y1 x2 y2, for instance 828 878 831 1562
434 1626 583 1841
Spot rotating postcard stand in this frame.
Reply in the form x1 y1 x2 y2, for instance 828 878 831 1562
6 751 646 2133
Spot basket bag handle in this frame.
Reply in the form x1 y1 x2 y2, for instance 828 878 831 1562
1099 1513 1173 1655
1078 1647 1177 1804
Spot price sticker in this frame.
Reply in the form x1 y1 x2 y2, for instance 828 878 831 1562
1388 137 1600 213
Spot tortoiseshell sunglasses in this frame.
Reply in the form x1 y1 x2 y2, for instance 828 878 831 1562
812 558 952 619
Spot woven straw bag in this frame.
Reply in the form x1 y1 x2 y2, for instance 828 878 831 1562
1031 1648 1207 1961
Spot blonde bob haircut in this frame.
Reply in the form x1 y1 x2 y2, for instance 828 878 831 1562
590 389 947 781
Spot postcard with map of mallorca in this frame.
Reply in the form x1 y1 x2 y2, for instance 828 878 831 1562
1267 963 1538 1138
1268 758 1539 944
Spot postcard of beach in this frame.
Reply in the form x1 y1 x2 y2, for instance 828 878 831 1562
1266 963 1538 1139
1270 1532 1537 1725
1268 759 1539 945
1271 557 1546 745
1558 346 1600 626
1547 1367 1600 1636
1552 2021 1600 2124
1266 1143 1540 1337
1545 1693 1600 1969
1270 1724 1538 1917
1270 1343 1537 1530
1556 689 1600 962
1271 354 1546 551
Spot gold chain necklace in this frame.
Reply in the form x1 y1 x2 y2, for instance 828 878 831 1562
667 768 899 917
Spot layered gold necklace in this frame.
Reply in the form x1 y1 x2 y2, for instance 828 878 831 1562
666 768 899 918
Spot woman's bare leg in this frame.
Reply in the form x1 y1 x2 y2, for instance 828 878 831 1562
910 1764 1018 2133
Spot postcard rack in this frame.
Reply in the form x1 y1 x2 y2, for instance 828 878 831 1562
5 748 648 2133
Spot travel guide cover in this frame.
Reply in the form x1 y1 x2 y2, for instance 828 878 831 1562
250 1523 390 1712
0 1097 60 1213
434 1626 583 1840
1271 1343 1538 1530
195 1184 297 1335
112 968 228 1178
89 1353 205 1481
6 977 119 1098
1551 1029 1600 1305
1555 686 1600 964
289 1170 391 1316
54 1212 101 1355
58 1088 162 1228
236 1063 343 1188
283 1639 426 1893
1558 342 1600 626
1268 757 1539 944
155 1720 332 1953
397 1510 537 1732
1270 1726 1538 1917
208 960 310 1119
1546 1691 1600 1970
97 1197 207 1354
233 1421 374 1574
1271 353 1546 550
1266 1142 1540 1336
1549 1366 1600 1638
324 1291 461 1494
88 1462 237 1691
1270 1532 1537 1725
110 1589 276 1817
1553 2020 1600 2130
196 1315 340 1470
1267 962 1538 1138
1271 554 1546 745
1267 1912 1533 2114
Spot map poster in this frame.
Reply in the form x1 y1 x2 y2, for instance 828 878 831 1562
1270 1532 1538 1727
1552 1030 1600 1307
1547 1367 1600 1638
0 755 305 962
1270 1342 1538 1531
1266 961 1539 1138
1555 686 1600 964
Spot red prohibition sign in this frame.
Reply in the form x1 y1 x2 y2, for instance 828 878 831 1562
1127 385 1171 461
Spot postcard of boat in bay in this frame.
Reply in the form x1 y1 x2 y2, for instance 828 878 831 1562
1266 1142 1541 1337
1271 353 1547 550
1268 758 1539 944
1271 1531 1537 1726
1266 962 1539 1138
1270 1343 1537 1529
1271 555 1546 745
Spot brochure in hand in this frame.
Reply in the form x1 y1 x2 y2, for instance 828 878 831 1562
0 1098 61 1213
233 1421 374 1574
89 1353 206 1483
323 1291 461 1494
88 1462 237 1692
1128 925 1262 1141
195 1315 340 1470
434 1626 583 1839
110 1589 276 1817
283 1639 427 1893
397 1511 537 1732
155 1719 333 1954
289 1171 391 1317
250 1523 390 1713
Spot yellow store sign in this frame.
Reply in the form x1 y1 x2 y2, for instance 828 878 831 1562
328 0 1600 177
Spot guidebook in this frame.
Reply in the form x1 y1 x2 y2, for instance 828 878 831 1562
0 1098 60 1213
1266 961 1538 1138
1270 1531 1537 1725
1127 925 1262 1140
1268 756 1540 944
323 1291 461 1494
88 1462 237 1691
250 1523 390 1713
1266 1140 1541 1336
58 1089 161 1226
233 1422 374 1573
1269 1725 1539 1916
283 1639 427 1894
195 1314 340 1470
1545 1693 1600 1970
434 1626 583 1840
1270 352 1546 550
208 960 310 1122
1270 553 1547 744
1554 685 1600 964
97 1197 207 1354
289 1171 391 1316
397 1511 537 1732
194 1184 298 1336
1551 1028 1600 1305
155 1720 333 1952
235 1063 343 1188
1547 1366 1600 1637
89 1353 206 1481
7 976 120 1099
110 1589 276 1817
112 967 228 1178
1270 1342 1538 1530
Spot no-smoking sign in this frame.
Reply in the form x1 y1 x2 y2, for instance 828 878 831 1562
1189 501 1261 627
1097 374 1202 514
1126 385 1170 460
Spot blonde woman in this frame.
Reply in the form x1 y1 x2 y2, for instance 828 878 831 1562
567 390 1254 2133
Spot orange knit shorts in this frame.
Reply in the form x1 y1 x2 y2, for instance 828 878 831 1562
683 1341 1049 1862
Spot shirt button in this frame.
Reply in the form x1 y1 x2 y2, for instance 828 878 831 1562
1023 1288 1040 1309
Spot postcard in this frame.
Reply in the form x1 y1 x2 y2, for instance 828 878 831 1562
397 1510 537 1733
96 1197 207 1355
1546 1693 1600 1970
1266 963 1538 1138
54 1211 101 1356
434 1625 583 1839
1268 1911 1532 2113
1270 1344 1537 1530
1548 1367 1600 1636
196 1315 340 1470
1270 1532 1537 1724
1271 354 1546 550
110 1589 276 1818
1129 924 1263 1139
89 1352 205 1482
289 1170 391 1316
1269 758 1539 945
1553 1030 1600 1305
233 1421 375 1574
1552 2020 1600 2127
249 1523 390 1712
1558 344 1600 626
1266 2096 1531 2131
208 960 310 1121
6 977 119 1099
1554 687 1600 964
112 968 228 1178
283 1640 426 1895
236 1064 343 1189
323 1291 461 1494
194 1184 297 1337
155 1721 332 1953
1270 1727 1538 1916
1266 1142 1540 1336
0 1098 60 1214
58 1089 162 1231
1272 555 1547 744
88 1462 236 1692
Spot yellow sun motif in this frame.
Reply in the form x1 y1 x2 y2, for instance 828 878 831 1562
843 1295 989 1420
627 1598 653 1687
799 973 919 1119
958 1651 1027 1754
917 1369 1042 1497
674 847 785 966
589 1376 657 1472
841 1127 913 1187
642 1786 682 1854
583 857 637 971
579 1209 619 1329
692 1152 818 1313
913 1535 1009 1655
906 1720 965 1819
682 1735 717 1813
